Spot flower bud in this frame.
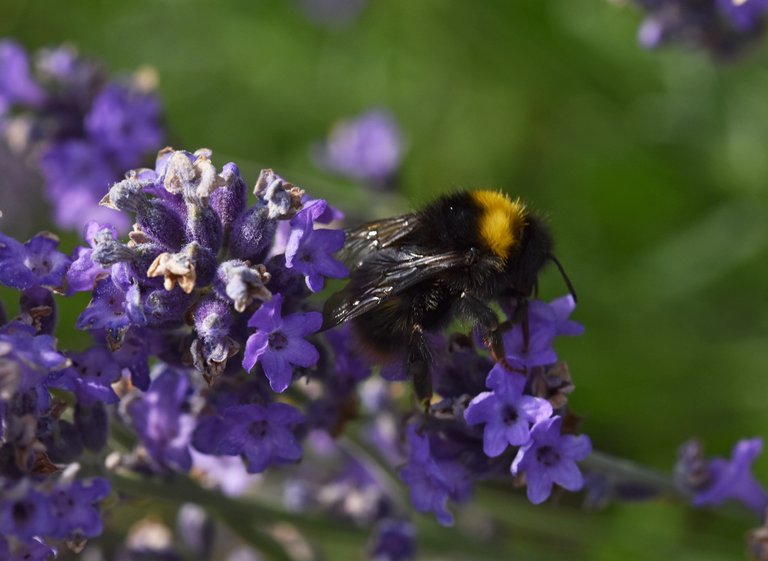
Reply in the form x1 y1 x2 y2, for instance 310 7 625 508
229 205 276 263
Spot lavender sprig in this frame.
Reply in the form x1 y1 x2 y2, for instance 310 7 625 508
627 0 768 58
0 40 165 232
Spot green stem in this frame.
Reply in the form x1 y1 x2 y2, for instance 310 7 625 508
583 450 685 500
108 470 371 561
103 447 704 560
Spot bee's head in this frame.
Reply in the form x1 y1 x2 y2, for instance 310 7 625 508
509 212 577 302
467 190 576 301
506 212 552 297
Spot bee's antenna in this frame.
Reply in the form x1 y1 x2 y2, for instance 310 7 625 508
548 254 577 303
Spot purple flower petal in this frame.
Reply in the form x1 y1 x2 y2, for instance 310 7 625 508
464 392 495 425
243 331 269 372
260 351 292 393
525 470 554 505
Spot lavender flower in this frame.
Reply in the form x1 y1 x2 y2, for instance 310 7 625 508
0 232 70 291
192 402 304 473
0 40 44 109
243 294 322 393
190 450 260 496
0 476 110 544
630 0 768 58
76 149 339 388
0 483 54 540
85 83 164 168
0 105 604 561
48 477 111 539
0 41 165 231
0 322 69 400
511 416 592 505
718 0 768 30
125 368 195 472
465 364 553 457
314 109 404 186
49 346 122 405
40 140 126 231
399 425 472 526
65 221 115 294
502 294 583 367
369 519 417 561
679 437 768 516
0 536 56 561
176 503 215 560
285 199 348 292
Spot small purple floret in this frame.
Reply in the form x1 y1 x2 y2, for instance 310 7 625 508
85 83 164 168
66 221 116 294
48 478 111 539
0 233 70 291
693 437 768 516
465 364 553 457
316 109 404 184
0 40 45 107
502 295 583 367
511 416 592 505
0 322 69 398
717 0 768 30
192 402 304 474
399 425 471 526
369 519 417 561
49 346 122 405
285 199 347 292
40 140 129 231
126 368 194 472
243 294 322 393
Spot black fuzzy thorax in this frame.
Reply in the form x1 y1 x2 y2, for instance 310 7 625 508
403 191 486 253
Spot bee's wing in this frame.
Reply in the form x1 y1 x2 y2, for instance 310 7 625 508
339 213 419 271
322 246 475 329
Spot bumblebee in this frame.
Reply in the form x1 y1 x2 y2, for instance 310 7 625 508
322 190 574 407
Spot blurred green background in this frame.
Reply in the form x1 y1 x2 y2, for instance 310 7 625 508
3 0 767 559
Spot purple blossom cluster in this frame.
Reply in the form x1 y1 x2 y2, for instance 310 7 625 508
630 0 768 58
0 40 164 231
0 147 352 558
0 230 111 559
390 296 591 524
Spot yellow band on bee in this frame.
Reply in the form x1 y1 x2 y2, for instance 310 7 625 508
470 190 527 261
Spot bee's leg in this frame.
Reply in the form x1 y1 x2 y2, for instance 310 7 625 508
457 292 505 362
407 324 432 413
458 293 531 373
513 298 531 354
